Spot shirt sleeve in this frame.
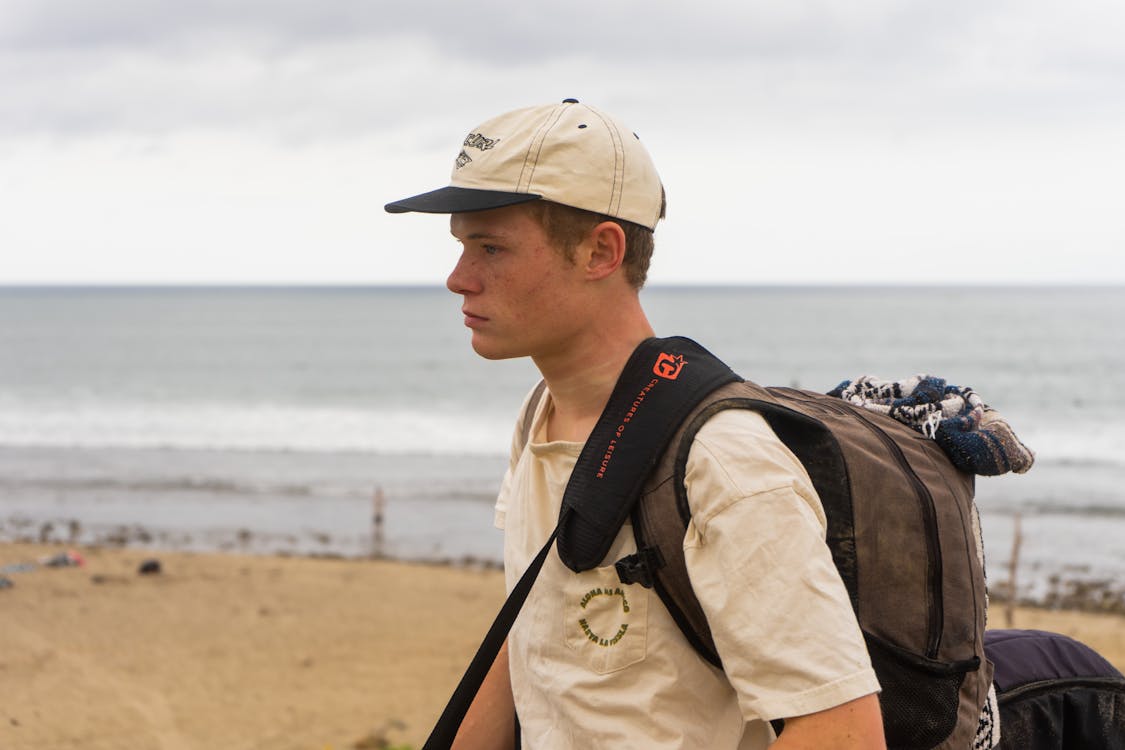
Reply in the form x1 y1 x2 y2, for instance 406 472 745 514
682 409 881 722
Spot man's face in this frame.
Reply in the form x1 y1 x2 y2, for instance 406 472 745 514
447 204 586 361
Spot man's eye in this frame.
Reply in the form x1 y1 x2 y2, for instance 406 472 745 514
483 245 501 255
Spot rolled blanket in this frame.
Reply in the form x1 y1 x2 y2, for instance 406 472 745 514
828 375 1035 476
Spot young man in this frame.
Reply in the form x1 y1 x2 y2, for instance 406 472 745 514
385 99 884 749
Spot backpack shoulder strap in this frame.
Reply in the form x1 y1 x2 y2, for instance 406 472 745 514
628 379 782 667
421 341 736 747
517 380 549 453
556 337 740 572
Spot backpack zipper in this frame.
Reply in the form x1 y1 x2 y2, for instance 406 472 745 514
818 398 945 659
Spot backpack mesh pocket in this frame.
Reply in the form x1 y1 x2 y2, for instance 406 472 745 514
866 634 973 750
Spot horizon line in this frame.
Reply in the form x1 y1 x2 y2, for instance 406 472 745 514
2 280 1123 290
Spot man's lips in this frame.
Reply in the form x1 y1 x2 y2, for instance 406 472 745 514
462 308 488 327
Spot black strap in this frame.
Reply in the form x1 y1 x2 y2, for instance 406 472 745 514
519 381 548 449
423 337 738 746
557 337 739 572
422 522 560 750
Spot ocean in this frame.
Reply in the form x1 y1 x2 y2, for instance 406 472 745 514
1 285 1122 607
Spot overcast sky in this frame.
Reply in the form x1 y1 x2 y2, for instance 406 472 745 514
1 0 1122 285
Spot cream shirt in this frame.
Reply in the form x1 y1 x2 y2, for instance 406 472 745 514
495 388 880 749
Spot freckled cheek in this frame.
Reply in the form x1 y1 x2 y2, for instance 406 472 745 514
524 277 575 325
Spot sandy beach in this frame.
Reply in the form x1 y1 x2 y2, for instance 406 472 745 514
2 543 1124 750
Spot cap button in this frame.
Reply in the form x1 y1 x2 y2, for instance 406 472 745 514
562 98 579 104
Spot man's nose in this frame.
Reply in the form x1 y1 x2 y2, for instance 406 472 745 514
446 249 479 295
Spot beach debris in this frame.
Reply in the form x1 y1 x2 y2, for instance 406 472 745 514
372 486 386 558
42 549 85 568
0 562 37 575
1006 513 1023 627
138 558 162 575
0 575 13 590
353 718 409 749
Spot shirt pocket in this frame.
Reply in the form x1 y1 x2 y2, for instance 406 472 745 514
563 563 649 674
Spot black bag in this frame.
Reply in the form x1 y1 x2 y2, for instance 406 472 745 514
986 629 1125 749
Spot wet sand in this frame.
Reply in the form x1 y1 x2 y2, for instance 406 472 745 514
1 542 1123 750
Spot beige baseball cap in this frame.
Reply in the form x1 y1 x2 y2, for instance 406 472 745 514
384 99 664 230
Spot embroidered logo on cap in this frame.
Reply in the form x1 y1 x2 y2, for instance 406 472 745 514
463 133 500 151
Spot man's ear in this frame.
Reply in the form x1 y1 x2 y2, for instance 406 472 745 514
584 221 627 281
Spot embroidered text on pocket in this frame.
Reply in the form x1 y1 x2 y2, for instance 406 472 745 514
564 564 649 674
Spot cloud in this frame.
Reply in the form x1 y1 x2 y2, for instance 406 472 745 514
0 0 1122 284
3 0 1123 143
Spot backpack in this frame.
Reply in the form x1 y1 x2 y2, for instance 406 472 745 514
548 336 992 750
985 629 1125 750
423 336 992 750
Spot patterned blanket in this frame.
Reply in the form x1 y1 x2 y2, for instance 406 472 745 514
829 374 1035 476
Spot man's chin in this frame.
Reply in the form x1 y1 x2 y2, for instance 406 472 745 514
470 336 521 361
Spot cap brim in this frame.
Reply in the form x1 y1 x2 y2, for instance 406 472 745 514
384 186 542 215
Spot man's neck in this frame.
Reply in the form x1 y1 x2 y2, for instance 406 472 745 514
533 307 654 443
